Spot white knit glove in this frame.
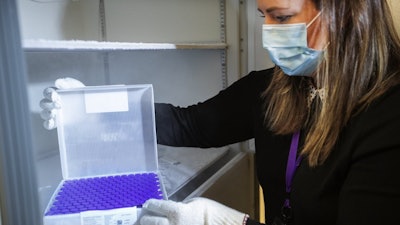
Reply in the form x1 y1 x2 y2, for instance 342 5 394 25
39 77 85 130
139 197 249 225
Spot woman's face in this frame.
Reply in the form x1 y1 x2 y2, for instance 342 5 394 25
257 0 327 50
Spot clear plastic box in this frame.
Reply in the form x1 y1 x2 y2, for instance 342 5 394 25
43 84 166 225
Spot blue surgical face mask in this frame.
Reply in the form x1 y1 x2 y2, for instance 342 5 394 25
262 13 323 76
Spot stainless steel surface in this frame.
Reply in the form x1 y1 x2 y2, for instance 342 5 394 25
157 145 230 198
163 147 241 201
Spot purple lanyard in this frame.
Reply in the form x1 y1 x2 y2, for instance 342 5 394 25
284 131 302 208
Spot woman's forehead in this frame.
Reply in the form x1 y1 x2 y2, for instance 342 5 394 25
257 0 318 18
257 0 307 11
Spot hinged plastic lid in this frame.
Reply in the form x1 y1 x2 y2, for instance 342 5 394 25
56 84 158 179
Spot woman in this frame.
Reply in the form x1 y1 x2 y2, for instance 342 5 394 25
143 0 400 224
40 0 400 224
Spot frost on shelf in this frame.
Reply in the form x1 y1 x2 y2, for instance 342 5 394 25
23 39 226 51
23 39 178 51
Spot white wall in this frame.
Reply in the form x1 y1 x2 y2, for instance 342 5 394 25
17 0 100 40
104 0 221 43
18 0 223 42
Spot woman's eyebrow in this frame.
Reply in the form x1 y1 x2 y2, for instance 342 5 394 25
257 7 281 14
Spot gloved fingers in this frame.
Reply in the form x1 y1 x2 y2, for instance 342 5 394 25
43 118 57 130
39 77 84 131
43 87 60 102
140 215 170 225
142 199 179 217
40 88 60 131
40 109 57 120
39 98 61 110
55 77 85 89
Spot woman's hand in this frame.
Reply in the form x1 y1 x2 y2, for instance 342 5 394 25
39 77 85 129
139 197 249 225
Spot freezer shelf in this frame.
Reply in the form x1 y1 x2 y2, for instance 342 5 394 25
157 145 230 198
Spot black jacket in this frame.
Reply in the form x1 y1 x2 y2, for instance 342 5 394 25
155 68 400 225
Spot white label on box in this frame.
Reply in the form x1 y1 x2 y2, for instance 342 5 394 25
85 90 129 113
80 207 138 225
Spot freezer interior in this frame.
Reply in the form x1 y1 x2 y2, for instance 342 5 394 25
17 0 258 222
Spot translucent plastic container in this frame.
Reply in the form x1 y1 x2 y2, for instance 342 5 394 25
43 84 166 225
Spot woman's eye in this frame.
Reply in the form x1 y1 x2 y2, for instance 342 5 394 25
275 15 292 23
